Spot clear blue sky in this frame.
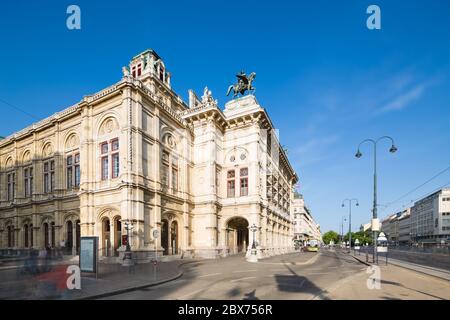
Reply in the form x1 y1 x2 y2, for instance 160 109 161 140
1 1 450 233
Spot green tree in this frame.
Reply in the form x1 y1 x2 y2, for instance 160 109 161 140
353 230 373 245
322 231 339 245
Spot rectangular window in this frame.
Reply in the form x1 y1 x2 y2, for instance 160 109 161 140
240 167 249 197
227 180 235 198
227 170 236 198
162 164 169 188
101 157 109 180
240 178 248 196
112 153 120 178
101 142 108 155
111 139 119 152
43 161 54 193
7 173 15 201
110 140 119 179
75 166 80 187
67 156 73 189
29 168 33 196
74 153 80 187
24 169 29 197
172 167 178 192
137 64 142 77
159 66 165 81
50 161 55 192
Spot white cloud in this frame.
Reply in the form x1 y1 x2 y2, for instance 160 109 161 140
379 83 426 113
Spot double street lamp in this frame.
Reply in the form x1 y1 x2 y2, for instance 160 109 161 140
342 199 359 251
340 216 347 245
248 224 259 263
123 221 134 267
355 136 397 264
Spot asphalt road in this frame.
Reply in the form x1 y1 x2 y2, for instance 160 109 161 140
101 250 366 300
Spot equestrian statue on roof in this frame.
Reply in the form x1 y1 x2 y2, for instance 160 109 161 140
226 71 256 98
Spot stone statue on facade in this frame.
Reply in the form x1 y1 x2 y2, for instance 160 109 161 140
201 86 218 107
122 66 130 76
226 71 256 98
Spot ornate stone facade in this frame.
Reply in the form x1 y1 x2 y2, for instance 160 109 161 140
0 49 298 261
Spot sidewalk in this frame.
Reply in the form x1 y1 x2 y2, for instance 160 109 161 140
387 258 450 281
325 262 450 300
0 258 196 300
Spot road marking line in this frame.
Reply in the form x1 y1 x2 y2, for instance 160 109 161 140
233 270 257 273
230 276 256 283
198 273 221 278
176 288 205 300
306 272 329 275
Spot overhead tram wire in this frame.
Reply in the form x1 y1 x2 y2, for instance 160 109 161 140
0 98 40 121
385 180 450 216
380 166 450 213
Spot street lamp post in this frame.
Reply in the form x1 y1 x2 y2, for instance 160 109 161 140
342 198 359 252
247 224 258 263
341 216 347 246
122 221 134 267
355 136 397 264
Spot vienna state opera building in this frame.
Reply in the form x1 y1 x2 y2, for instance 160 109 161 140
0 49 299 261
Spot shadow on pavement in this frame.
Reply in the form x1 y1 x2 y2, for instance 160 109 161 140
273 259 330 300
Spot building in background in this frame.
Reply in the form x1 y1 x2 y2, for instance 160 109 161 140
0 49 299 261
397 209 411 245
292 193 322 246
381 213 399 244
381 208 411 246
410 188 450 246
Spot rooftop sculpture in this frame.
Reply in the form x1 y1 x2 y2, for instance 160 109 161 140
226 71 256 98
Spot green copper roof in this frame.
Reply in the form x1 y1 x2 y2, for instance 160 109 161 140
132 49 161 61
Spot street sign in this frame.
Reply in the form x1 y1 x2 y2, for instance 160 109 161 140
377 233 387 242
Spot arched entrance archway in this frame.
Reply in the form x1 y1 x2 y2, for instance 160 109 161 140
227 217 249 254
161 220 169 255
171 221 178 255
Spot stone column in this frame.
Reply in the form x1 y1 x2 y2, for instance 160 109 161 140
48 225 52 248
72 224 77 255
167 221 172 255
110 221 115 257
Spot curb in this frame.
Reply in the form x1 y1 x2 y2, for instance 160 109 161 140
76 271 184 300
75 259 201 300
350 254 371 266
